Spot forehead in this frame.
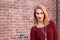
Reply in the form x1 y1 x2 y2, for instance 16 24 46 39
36 9 43 13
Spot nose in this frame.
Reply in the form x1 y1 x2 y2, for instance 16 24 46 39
39 14 42 17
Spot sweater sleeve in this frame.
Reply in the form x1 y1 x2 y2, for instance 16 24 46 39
51 20 58 40
30 27 36 40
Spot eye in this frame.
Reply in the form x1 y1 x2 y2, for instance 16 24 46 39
41 13 43 14
36 13 39 14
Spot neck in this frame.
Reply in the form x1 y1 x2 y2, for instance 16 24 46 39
38 20 43 24
37 20 44 28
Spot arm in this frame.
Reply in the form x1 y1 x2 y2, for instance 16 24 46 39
51 20 58 40
30 27 36 40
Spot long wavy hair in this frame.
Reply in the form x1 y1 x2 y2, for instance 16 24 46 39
34 4 50 27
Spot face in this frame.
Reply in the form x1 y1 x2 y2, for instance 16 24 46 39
36 9 44 21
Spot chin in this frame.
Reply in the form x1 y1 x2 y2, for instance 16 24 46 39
38 19 43 21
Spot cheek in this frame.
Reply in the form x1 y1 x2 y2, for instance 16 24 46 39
36 14 39 18
42 15 44 18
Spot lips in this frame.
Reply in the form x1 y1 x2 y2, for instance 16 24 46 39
39 17 41 19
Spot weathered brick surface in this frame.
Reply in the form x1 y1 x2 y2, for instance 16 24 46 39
58 0 60 40
0 0 56 40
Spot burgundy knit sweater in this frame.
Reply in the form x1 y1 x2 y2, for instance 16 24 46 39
30 20 58 40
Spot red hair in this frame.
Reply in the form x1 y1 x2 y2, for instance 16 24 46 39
34 4 50 26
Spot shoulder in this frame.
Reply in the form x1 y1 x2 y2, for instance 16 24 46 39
50 20 56 24
31 26 36 31
49 20 56 26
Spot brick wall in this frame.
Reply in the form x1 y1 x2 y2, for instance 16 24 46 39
58 0 60 40
0 0 56 40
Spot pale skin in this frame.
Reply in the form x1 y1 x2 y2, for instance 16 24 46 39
36 9 45 28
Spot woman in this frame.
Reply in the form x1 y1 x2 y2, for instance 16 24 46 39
30 4 58 40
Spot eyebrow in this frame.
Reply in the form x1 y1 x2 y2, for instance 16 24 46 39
36 12 43 13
